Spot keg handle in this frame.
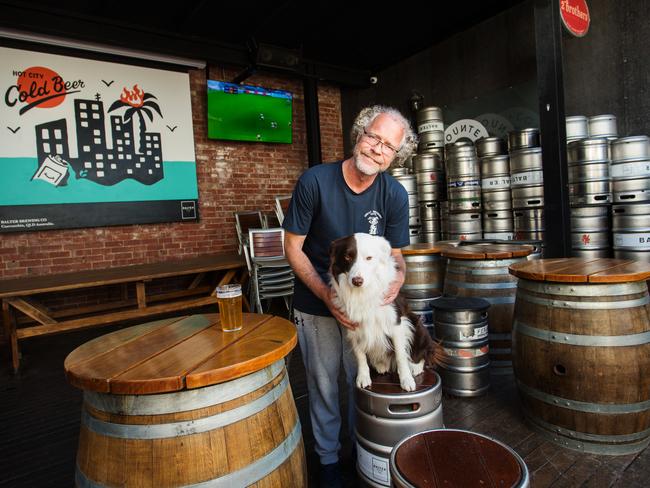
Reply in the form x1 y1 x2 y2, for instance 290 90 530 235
387 402 421 415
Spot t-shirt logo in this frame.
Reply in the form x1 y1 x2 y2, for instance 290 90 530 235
364 210 383 235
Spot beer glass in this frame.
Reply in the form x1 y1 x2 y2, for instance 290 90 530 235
216 284 243 332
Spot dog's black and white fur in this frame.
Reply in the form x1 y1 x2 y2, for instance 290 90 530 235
329 233 434 392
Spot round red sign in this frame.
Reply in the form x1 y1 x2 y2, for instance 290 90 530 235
560 0 590 37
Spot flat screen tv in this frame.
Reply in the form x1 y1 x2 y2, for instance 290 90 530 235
207 80 293 143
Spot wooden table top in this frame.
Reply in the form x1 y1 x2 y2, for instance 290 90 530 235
509 258 650 283
401 241 463 256
442 243 534 260
0 253 245 298
64 313 296 394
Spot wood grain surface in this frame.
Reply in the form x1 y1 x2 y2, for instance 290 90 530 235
442 243 534 260
64 313 297 394
0 253 244 297
509 258 650 283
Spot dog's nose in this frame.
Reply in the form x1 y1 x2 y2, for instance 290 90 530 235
352 276 364 287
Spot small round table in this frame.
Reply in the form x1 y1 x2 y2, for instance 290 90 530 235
65 313 306 487
509 258 650 455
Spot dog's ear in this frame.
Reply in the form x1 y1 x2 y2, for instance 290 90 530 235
378 237 393 262
329 235 355 276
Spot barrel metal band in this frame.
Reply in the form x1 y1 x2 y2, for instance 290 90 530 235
516 289 650 310
518 279 647 297
514 320 650 346
445 279 517 290
517 380 650 414
83 360 285 415
449 257 521 268
82 373 290 439
75 419 302 488
523 409 650 452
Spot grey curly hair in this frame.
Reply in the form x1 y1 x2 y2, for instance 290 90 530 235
350 105 418 166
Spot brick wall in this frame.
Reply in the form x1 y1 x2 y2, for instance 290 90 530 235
0 66 344 280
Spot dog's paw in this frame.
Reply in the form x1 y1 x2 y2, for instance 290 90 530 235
399 373 416 392
356 372 372 389
410 360 425 376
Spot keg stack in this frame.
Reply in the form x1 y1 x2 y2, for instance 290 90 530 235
477 137 513 240
566 131 613 257
509 129 545 243
413 107 446 243
611 135 650 262
446 141 482 241
392 173 421 244
413 152 444 243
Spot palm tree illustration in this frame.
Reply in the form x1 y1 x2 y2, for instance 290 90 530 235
108 85 163 153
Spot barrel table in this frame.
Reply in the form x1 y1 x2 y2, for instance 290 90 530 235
401 243 447 333
64 313 307 487
442 243 534 373
509 258 650 455
390 429 529 488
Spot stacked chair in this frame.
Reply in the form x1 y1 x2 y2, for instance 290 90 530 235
274 195 292 224
244 228 294 314
234 210 263 255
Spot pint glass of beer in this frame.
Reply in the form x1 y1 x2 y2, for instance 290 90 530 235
216 284 243 332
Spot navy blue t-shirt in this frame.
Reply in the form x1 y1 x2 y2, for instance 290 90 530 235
283 160 410 316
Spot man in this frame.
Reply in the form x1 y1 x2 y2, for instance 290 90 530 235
283 105 417 486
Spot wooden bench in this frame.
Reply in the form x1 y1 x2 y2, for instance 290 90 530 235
1 253 247 372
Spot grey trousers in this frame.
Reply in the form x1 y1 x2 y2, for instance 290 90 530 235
293 308 358 465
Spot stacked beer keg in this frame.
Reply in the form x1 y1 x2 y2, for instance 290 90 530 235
566 122 613 257
509 129 545 242
611 135 650 262
392 172 421 244
446 141 482 241
393 106 447 244
477 137 513 240
413 152 444 243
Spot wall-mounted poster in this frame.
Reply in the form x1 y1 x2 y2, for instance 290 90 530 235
0 46 199 233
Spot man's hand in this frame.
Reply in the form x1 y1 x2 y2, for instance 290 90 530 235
382 279 402 305
382 248 406 305
324 287 359 330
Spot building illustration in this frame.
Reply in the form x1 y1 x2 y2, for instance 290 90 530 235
34 97 164 186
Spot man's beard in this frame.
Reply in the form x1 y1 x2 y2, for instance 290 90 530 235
354 150 385 176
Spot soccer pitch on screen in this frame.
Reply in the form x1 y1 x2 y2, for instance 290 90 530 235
207 81 293 143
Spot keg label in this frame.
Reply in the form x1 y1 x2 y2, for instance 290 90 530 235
448 179 480 188
484 232 514 240
482 176 511 190
443 345 489 358
460 325 489 340
357 443 390 484
614 233 650 249
611 160 650 178
511 171 544 187
418 121 444 133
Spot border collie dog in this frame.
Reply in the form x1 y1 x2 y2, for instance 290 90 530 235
329 233 434 392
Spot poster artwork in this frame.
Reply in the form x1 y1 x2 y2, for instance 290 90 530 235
1 46 199 232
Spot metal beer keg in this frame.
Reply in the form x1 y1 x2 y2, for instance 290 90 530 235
508 128 540 152
356 370 443 487
612 203 650 263
432 297 491 396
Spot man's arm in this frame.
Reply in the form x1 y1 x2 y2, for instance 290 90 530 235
382 248 406 305
284 230 358 329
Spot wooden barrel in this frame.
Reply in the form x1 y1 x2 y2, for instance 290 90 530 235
509 259 650 455
401 243 445 299
442 243 534 374
390 429 530 488
355 369 443 487
65 313 307 487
